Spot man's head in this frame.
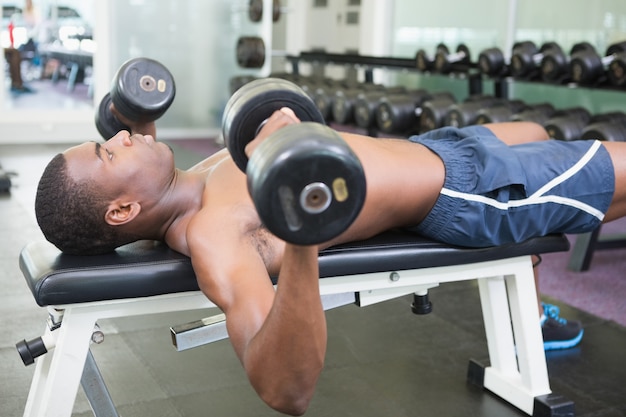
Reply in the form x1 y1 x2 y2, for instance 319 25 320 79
35 131 175 255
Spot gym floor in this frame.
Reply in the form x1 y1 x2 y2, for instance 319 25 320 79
1 88 626 417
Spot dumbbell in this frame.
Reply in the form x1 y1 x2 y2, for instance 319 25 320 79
570 41 626 86
332 83 384 126
352 86 407 130
434 44 472 73
478 41 543 78
237 36 266 68
607 50 626 87
510 103 556 125
248 0 282 23
221 77 366 245
375 89 434 134
474 99 528 124
311 80 345 122
540 42 595 83
444 95 501 128
415 43 449 72
478 47 507 77
419 93 457 133
510 41 559 79
580 112 626 142
95 57 176 140
544 107 592 141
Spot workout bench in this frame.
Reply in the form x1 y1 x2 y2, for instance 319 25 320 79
17 231 574 417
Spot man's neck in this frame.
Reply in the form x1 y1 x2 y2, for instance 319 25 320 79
159 169 207 254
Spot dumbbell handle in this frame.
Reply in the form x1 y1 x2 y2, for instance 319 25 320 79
446 50 467 64
602 54 618 67
531 52 547 65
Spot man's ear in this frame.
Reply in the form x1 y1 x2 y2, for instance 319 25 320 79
105 201 141 226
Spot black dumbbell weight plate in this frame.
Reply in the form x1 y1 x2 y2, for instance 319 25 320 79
478 47 505 76
95 92 131 140
608 52 626 87
110 57 176 122
222 77 325 172
247 122 366 245
237 36 266 68
248 0 281 22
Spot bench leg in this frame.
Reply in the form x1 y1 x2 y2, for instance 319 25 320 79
81 349 120 417
23 308 96 417
476 262 551 415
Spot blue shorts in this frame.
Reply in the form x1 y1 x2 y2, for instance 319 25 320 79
408 125 615 247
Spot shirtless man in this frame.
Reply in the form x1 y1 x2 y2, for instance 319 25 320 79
34 107 626 415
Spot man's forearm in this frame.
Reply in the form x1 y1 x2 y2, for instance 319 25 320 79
131 121 157 139
243 244 326 415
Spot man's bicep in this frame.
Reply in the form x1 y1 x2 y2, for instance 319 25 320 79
483 121 550 145
189 236 276 359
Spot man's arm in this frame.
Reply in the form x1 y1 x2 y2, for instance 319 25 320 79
110 104 157 138
188 216 326 416
483 121 550 145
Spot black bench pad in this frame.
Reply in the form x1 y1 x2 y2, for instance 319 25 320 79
19 231 569 307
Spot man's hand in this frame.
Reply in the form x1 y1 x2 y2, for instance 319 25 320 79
110 102 157 139
244 107 300 158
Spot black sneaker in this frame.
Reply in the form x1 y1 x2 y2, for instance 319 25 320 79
541 303 584 351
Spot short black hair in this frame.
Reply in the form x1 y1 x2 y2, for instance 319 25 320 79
35 153 140 255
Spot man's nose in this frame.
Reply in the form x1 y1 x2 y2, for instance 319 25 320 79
108 130 132 147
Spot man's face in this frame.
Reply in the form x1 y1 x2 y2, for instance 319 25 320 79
63 130 175 199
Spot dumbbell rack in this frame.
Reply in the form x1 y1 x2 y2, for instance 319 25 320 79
285 50 510 98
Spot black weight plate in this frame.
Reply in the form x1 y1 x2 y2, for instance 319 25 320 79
608 53 626 87
222 78 325 172
236 36 266 68
478 47 505 76
415 49 433 71
569 50 602 84
375 90 424 134
456 44 471 63
539 42 561 54
419 96 455 132
248 0 281 23
435 43 450 55
582 120 626 142
540 49 567 82
95 92 131 140
606 41 626 56
570 41 595 55
353 91 383 129
545 116 588 141
110 57 176 122
247 123 366 245
512 41 537 53
248 0 263 22
331 89 359 125
510 42 543 78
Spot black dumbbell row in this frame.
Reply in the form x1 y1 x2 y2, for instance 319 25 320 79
415 43 474 75
229 72 626 144
545 109 626 142
479 40 626 88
